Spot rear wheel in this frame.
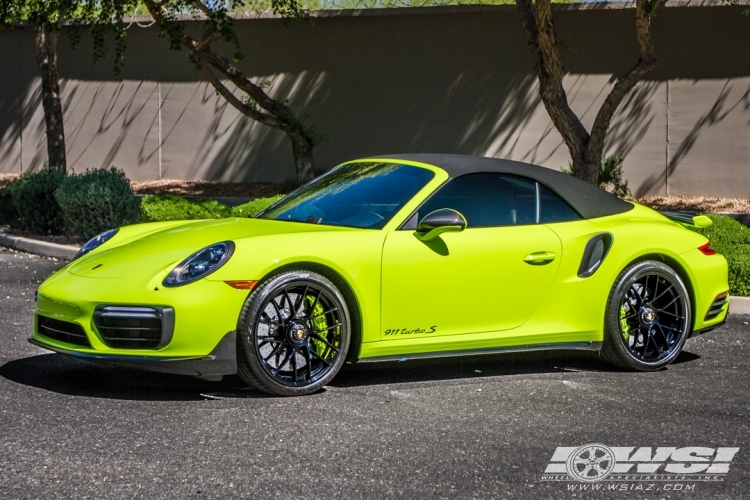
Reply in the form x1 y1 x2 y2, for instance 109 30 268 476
601 260 692 371
237 270 350 396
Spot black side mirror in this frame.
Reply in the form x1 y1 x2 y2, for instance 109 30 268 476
415 209 467 241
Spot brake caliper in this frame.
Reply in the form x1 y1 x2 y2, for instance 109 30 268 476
620 304 630 341
307 295 329 357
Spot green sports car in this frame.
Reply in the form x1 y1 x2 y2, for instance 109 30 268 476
31 154 729 396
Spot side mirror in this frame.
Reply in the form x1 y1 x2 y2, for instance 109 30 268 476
414 209 467 241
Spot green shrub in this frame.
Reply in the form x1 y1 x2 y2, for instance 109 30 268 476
230 195 285 218
10 166 65 234
688 214 750 297
141 194 231 222
55 167 141 241
0 185 20 228
562 153 630 197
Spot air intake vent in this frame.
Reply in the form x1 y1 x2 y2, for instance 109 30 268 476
93 306 174 349
37 315 91 348
705 293 728 321
578 233 614 278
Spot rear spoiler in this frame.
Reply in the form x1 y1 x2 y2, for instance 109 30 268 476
659 211 712 228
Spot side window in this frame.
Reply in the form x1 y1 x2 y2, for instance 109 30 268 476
539 184 580 223
417 173 537 228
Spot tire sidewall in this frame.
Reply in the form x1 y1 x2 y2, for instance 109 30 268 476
604 260 691 370
237 270 351 396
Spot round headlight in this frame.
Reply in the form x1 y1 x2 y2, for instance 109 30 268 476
163 241 235 287
73 229 119 261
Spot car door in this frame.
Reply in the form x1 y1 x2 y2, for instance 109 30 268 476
380 173 563 340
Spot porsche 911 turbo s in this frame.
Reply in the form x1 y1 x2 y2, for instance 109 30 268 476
31 154 729 396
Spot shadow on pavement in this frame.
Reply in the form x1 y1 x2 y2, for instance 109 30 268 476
0 348 702 400
0 353 248 401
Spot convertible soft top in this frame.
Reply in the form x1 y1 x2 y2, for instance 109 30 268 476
374 153 633 220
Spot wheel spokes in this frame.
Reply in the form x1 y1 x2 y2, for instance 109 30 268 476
309 333 340 353
619 271 688 363
254 280 343 387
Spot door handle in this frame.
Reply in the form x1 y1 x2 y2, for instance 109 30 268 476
523 251 557 265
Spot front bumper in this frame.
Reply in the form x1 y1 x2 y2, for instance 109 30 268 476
30 330 237 379
30 266 248 377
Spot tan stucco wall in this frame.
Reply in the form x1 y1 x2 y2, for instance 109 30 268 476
0 4 749 196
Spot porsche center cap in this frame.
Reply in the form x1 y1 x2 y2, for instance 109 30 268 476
287 322 308 344
640 307 656 325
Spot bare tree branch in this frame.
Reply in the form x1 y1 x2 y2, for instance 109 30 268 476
586 0 659 170
141 0 318 184
516 0 661 185
516 0 589 174
195 58 284 129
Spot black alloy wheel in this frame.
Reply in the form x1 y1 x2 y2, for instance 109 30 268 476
237 270 350 396
601 260 692 371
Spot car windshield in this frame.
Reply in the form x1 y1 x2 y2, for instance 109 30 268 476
258 162 435 229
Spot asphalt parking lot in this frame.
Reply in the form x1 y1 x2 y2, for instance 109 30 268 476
0 248 748 499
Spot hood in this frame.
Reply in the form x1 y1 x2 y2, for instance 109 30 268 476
67 218 354 279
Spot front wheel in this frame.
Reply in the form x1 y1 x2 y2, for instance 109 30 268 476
237 270 351 396
601 260 692 371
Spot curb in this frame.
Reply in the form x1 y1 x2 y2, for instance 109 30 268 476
0 230 80 261
1 230 749 316
729 296 750 316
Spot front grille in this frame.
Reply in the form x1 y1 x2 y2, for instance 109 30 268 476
37 315 91 348
93 306 174 349
705 294 728 321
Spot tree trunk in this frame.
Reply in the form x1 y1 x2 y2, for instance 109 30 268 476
32 22 66 172
290 132 315 186
516 0 658 187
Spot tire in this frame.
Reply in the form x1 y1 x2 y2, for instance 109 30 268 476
236 270 351 396
601 260 692 371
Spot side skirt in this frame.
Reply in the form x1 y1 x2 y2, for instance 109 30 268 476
357 341 601 363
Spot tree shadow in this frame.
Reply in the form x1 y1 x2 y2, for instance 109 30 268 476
2 7 749 186
637 80 750 196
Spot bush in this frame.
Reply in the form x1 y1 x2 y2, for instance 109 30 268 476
688 214 750 297
0 185 20 228
230 195 285 218
10 167 65 234
141 194 231 222
562 153 630 197
55 167 142 241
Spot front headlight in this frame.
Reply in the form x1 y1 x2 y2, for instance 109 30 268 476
73 229 119 261
163 241 235 287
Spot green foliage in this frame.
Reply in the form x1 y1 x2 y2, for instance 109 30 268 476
140 194 232 222
0 185 20 228
230 195 285 217
55 167 141 240
140 194 287 222
0 0 137 74
689 214 750 297
562 153 630 198
10 167 66 234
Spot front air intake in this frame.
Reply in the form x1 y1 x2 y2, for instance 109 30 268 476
37 315 91 348
93 306 174 349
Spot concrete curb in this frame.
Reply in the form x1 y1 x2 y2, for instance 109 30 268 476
729 296 750 316
0 230 80 261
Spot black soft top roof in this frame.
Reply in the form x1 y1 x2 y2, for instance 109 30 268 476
374 153 633 220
